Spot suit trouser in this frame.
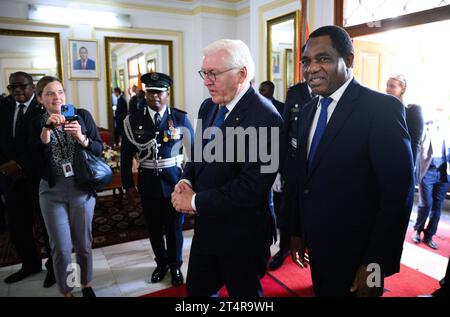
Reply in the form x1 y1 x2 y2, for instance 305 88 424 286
39 176 95 294
4 177 50 270
139 173 184 268
414 166 449 239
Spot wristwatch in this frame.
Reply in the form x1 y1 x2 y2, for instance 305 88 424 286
44 123 53 129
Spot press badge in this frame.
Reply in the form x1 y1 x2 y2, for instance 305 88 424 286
62 163 74 177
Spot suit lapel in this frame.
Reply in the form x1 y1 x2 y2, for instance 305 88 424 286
307 79 360 177
195 86 253 178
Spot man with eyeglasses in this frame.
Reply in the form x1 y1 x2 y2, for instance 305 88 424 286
0 71 55 287
171 39 283 297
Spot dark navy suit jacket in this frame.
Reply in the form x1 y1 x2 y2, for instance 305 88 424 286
291 80 414 291
73 58 96 70
182 86 283 256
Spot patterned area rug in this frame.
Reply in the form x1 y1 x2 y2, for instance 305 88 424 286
0 194 194 267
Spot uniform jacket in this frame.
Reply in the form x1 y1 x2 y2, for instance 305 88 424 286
121 106 194 198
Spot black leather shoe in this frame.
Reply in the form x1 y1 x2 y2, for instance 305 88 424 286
43 270 56 288
4 267 42 284
82 287 96 297
170 267 184 287
412 230 421 244
425 238 438 250
151 265 169 283
268 251 288 271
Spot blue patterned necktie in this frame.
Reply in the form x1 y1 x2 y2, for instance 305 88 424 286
209 105 229 140
308 97 333 169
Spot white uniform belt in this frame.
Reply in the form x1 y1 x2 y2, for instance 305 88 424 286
139 154 184 169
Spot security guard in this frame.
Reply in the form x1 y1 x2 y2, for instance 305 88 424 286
120 72 194 286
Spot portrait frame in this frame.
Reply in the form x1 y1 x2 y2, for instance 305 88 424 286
284 48 294 92
68 38 99 80
272 51 281 79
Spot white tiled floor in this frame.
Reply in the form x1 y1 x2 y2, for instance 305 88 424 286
0 211 448 297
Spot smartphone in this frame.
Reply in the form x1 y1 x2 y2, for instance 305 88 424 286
61 104 78 121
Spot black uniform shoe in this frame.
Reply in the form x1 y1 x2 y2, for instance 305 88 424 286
151 264 169 283
412 230 421 244
82 287 97 297
4 267 42 284
170 267 184 287
43 270 56 288
268 251 288 271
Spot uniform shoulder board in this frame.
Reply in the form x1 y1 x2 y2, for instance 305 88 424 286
171 107 187 115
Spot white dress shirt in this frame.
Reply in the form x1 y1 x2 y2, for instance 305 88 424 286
147 105 167 125
307 77 353 157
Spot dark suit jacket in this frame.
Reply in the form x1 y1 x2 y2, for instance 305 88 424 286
114 95 128 143
271 98 284 116
182 86 283 256
73 58 96 70
405 104 424 164
292 80 414 284
0 96 44 182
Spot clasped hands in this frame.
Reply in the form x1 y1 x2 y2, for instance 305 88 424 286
171 181 196 214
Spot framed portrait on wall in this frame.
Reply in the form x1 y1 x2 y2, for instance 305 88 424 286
272 51 281 78
284 48 294 92
68 38 99 80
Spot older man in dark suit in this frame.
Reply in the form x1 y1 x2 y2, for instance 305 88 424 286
290 26 414 297
0 72 55 287
171 39 282 297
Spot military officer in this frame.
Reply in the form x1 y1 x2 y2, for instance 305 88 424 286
121 72 194 286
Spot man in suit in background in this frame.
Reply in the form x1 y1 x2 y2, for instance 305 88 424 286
113 87 128 145
412 107 449 250
0 72 55 287
259 80 284 115
73 47 96 70
290 26 414 297
171 39 282 297
268 79 312 271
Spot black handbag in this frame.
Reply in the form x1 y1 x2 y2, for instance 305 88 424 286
73 145 113 191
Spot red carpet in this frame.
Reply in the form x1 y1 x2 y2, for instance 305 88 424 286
405 225 450 257
143 274 295 297
144 256 440 297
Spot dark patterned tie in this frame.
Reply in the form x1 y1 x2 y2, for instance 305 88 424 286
154 112 161 129
14 103 25 138
209 105 229 140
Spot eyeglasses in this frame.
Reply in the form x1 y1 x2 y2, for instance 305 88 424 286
7 83 32 91
198 68 238 82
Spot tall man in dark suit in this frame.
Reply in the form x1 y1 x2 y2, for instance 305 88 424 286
121 72 194 286
171 39 283 297
290 26 414 297
0 72 55 287
268 80 312 271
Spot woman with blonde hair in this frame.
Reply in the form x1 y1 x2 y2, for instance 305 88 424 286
30 76 102 297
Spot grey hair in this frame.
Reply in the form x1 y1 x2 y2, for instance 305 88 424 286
203 39 255 82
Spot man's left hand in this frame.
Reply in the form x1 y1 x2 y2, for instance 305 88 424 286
171 186 196 214
350 265 384 297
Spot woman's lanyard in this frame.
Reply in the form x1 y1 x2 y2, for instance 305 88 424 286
53 128 75 177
